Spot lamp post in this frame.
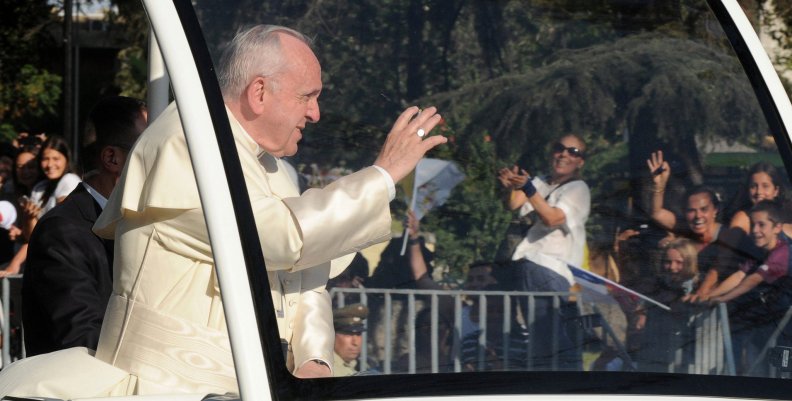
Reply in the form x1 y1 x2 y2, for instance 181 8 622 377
63 0 74 149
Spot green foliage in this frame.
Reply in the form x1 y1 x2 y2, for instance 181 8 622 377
115 46 148 99
0 0 61 139
109 0 150 100
0 1 56 82
0 65 62 142
421 129 512 277
430 33 764 181
143 1 783 276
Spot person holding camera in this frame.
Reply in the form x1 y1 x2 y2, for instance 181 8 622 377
497 133 590 370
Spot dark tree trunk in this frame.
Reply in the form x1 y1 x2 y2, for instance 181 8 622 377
406 0 425 100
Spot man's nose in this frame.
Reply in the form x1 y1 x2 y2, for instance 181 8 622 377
306 98 320 123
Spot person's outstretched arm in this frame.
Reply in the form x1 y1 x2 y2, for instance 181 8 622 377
646 150 676 231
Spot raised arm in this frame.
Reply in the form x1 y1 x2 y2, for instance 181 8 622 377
406 210 431 283
646 150 676 230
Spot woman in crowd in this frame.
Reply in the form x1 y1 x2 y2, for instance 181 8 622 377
24 136 81 230
0 136 80 277
13 148 42 202
634 238 699 372
646 150 751 301
727 162 786 234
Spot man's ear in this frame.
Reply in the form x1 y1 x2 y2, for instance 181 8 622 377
246 76 270 115
100 146 122 173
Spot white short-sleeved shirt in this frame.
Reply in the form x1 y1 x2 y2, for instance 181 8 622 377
511 176 590 285
30 173 82 216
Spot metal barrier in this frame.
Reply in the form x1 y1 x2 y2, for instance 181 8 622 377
748 306 792 377
0 275 23 368
330 287 587 373
0 277 740 375
331 288 738 375
688 304 734 375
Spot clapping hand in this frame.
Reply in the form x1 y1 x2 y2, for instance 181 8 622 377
497 165 530 190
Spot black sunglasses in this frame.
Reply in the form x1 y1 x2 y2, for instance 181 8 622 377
551 142 585 159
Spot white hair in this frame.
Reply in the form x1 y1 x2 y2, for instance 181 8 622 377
216 25 313 100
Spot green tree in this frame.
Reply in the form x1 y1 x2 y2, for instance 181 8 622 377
109 0 149 99
121 1 773 274
0 1 62 140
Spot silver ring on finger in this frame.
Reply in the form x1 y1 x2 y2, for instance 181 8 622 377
417 128 426 138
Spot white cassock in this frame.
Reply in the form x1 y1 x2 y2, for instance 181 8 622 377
0 102 392 397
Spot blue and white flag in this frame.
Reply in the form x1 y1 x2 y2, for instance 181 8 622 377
399 158 465 254
569 264 670 311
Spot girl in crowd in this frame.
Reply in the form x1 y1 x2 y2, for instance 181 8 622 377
656 238 700 302
25 135 81 225
0 136 80 277
634 238 699 372
727 162 785 234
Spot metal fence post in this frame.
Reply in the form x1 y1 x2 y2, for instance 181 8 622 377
2 277 9 367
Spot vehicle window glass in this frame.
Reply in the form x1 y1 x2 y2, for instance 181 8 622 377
193 0 792 385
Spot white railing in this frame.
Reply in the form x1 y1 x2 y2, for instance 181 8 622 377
330 287 738 376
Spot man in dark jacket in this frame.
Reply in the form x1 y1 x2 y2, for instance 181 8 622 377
22 96 146 355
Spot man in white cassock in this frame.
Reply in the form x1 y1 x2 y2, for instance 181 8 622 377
0 24 445 398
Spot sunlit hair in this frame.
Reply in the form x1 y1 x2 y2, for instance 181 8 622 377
661 238 698 282
216 24 313 100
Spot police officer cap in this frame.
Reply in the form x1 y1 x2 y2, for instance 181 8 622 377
333 303 368 334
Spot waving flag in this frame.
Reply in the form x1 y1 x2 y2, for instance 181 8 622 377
408 158 465 220
398 158 465 254
569 264 670 311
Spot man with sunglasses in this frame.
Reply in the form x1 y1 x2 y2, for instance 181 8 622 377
498 133 590 370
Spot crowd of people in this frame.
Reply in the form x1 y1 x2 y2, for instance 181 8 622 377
2 106 791 380
0 96 148 359
617 151 792 375
327 136 792 378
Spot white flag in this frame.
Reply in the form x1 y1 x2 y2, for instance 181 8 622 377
399 158 465 255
